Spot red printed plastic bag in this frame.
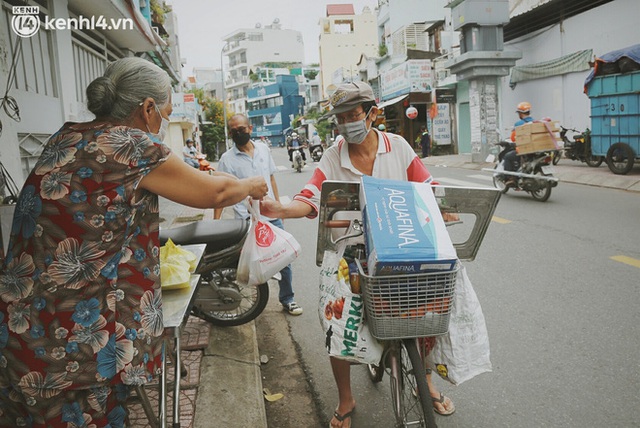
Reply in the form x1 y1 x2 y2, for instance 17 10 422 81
236 200 301 286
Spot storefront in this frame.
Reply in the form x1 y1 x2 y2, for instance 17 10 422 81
377 60 457 154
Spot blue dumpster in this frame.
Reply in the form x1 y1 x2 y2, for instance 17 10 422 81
585 45 640 175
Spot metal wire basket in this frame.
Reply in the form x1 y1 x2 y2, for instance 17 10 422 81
356 259 459 340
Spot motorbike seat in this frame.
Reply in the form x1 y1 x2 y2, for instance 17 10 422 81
159 219 248 252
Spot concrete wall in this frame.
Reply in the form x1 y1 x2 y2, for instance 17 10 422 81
500 0 640 134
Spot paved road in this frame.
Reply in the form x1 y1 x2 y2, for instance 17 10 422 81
264 146 640 428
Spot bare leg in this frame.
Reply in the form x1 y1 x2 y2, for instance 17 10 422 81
426 371 455 415
329 357 356 428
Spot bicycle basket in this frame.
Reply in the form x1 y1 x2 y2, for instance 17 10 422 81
356 259 459 340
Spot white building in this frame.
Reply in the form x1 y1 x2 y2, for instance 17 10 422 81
498 0 639 135
222 20 305 115
318 4 378 97
0 0 182 190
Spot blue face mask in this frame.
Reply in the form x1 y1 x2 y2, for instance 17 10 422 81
336 108 372 145
146 104 169 141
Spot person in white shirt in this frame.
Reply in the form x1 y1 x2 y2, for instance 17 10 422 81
214 114 303 316
182 139 200 168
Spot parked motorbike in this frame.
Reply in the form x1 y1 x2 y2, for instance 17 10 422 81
310 144 324 162
484 141 558 202
559 126 604 167
159 219 269 326
197 154 215 172
292 147 305 172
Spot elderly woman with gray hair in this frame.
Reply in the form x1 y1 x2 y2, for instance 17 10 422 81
0 57 267 426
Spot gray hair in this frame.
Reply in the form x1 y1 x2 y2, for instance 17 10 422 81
86 57 171 120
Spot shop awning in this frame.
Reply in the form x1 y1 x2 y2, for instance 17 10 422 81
377 94 408 109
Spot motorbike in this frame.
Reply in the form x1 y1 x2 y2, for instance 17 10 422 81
291 146 306 172
310 144 324 162
159 219 269 326
558 126 604 167
197 154 215 172
484 140 559 202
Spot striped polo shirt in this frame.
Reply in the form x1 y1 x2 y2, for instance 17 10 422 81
293 129 433 218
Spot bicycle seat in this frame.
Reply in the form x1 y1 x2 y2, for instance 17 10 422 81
159 219 248 252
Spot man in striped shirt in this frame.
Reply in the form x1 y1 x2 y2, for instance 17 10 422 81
261 81 454 427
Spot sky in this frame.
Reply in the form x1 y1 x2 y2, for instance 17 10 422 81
169 0 378 78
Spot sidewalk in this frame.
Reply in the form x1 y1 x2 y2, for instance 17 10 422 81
421 153 640 192
149 153 640 428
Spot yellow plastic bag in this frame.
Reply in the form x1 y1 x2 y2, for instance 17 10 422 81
160 239 196 289
160 238 197 271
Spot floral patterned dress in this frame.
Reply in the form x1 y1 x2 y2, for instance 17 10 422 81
0 122 171 426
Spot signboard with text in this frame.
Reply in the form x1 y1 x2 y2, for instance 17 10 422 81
381 60 433 99
432 103 451 145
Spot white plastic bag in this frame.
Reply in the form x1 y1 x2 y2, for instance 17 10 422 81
427 265 492 385
318 242 384 365
236 200 301 286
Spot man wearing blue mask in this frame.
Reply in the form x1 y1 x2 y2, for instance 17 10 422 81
261 81 455 428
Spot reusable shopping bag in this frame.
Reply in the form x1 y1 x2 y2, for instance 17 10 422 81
427 265 492 385
236 199 301 286
318 241 384 365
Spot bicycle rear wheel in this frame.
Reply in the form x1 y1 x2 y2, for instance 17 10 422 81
388 339 437 427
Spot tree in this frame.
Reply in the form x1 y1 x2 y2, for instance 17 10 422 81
186 88 229 160
293 108 332 142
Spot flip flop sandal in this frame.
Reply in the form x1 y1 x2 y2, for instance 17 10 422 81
432 393 455 416
330 408 355 428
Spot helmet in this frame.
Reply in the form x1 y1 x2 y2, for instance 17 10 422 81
378 124 386 131
291 132 298 138
516 102 531 114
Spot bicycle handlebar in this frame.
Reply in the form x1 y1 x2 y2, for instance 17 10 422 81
324 220 352 228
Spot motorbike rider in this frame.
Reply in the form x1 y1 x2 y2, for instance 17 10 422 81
503 102 535 185
309 131 323 159
287 132 307 166
183 139 201 168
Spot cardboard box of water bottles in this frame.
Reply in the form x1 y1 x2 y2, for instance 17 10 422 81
360 176 458 276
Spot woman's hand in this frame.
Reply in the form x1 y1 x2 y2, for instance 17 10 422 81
245 176 269 200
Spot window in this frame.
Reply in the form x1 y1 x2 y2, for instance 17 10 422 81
1 0 57 97
333 20 354 34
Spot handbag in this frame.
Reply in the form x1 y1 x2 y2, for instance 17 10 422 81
236 199 301 286
427 265 492 385
318 241 384 365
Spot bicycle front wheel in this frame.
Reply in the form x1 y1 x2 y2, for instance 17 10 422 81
388 339 437 428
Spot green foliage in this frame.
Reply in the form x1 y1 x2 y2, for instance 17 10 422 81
378 44 388 57
150 0 171 24
186 89 229 160
302 109 332 141
304 69 319 80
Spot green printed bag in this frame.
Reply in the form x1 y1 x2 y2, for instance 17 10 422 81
318 244 384 365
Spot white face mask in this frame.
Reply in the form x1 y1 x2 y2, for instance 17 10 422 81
336 109 372 145
147 104 169 141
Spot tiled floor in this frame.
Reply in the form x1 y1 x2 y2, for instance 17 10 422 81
128 317 211 427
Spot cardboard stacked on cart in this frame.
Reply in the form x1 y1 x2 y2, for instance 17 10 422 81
360 176 458 276
515 121 561 154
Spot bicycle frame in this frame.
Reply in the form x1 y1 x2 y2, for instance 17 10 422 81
317 180 501 428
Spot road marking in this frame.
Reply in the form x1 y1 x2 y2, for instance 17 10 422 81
610 255 640 268
276 165 288 171
492 216 511 224
468 174 493 182
435 177 489 188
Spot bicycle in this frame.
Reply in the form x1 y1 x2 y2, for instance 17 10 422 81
317 181 500 428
